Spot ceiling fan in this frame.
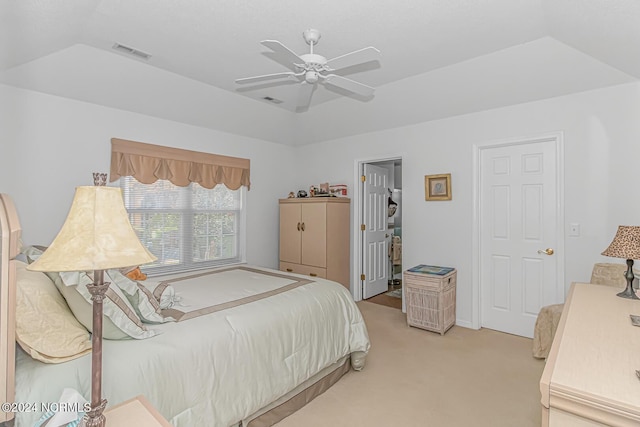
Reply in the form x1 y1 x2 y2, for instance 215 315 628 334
235 29 381 110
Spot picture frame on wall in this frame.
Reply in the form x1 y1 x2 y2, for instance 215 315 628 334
425 173 452 201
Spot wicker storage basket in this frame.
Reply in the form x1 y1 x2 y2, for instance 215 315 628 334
404 266 456 335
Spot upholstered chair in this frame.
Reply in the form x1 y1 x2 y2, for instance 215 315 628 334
590 263 634 286
532 263 634 359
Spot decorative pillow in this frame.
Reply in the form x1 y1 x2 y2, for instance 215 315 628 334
106 269 174 324
15 261 92 363
59 271 158 340
140 281 180 309
22 245 59 282
22 244 49 263
22 245 157 340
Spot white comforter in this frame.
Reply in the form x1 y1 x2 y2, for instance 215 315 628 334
14 266 370 427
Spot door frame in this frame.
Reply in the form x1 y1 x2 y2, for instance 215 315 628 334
471 132 565 330
353 154 404 303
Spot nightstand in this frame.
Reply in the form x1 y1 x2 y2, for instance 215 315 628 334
104 395 172 427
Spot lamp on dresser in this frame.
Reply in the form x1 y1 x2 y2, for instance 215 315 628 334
601 225 640 300
27 173 156 427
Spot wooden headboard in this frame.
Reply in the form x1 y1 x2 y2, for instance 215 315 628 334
0 194 21 424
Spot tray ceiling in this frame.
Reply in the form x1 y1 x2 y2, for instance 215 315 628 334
1 0 639 145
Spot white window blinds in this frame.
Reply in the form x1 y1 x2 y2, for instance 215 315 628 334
120 176 245 275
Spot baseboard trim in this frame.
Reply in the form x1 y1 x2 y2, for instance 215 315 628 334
454 319 477 330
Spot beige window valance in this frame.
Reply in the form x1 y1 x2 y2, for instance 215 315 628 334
110 138 250 190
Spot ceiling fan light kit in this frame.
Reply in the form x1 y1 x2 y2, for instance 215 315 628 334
235 29 380 110
305 71 319 84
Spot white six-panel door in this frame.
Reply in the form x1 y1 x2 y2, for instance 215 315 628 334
480 139 559 338
363 163 389 299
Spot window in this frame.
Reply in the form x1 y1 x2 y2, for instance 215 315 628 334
120 176 245 275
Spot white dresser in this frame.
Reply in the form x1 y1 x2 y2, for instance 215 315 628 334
540 283 640 426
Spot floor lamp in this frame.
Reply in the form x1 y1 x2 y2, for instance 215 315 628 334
28 175 156 426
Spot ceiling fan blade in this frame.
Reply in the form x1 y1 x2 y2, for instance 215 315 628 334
235 71 296 85
297 81 315 110
326 47 381 72
261 40 304 66
323 74 375 97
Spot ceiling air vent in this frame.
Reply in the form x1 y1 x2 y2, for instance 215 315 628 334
262 96 283 104
112 43 152 60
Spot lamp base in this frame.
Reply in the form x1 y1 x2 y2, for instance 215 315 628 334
80 398 107 427
617 259 640 300
83 271 109 427
617 287 639 299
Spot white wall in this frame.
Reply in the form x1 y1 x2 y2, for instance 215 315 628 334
4 80 640 328
0 84 296 269
293 82 640 328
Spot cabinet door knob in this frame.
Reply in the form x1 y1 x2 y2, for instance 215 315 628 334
301 222 306 231
297 222 301 231
286 268 293 272
310 273 317 277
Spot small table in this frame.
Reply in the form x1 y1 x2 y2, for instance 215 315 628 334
104 395 172 427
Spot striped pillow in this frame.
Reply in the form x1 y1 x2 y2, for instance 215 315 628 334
58 271 157 340
141 281 179 310
106 269 175 324
22 245 152 340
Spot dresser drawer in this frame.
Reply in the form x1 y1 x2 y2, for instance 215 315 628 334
279 262 327 279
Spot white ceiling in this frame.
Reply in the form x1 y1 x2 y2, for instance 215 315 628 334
1 0 639 146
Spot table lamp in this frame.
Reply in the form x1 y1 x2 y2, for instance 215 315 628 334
601 225 640 300
27 174 156 426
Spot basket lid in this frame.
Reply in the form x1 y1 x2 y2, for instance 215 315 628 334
407 265 455 275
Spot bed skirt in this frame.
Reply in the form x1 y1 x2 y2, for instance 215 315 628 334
241 351 366 427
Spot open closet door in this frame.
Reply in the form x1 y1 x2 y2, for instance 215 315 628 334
362 164 389 299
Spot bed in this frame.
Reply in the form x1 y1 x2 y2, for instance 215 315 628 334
0 193 370 427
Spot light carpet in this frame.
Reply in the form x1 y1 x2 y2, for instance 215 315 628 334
274 301 545 427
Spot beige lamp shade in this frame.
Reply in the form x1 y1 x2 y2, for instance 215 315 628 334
27 186 156 272
601 225 640 260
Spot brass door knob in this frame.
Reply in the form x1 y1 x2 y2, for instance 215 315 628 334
537 248 554 255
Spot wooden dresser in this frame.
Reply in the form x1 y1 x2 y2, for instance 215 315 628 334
540 283 640 426
279 198 350 288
